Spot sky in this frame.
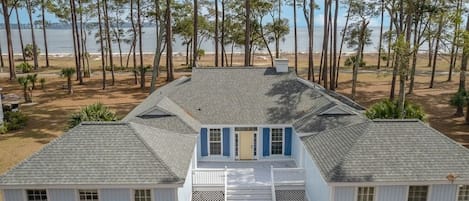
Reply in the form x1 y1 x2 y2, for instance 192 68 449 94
1 0 390 28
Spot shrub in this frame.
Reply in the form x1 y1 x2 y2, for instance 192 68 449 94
24 43 41 60
0 124 7 134
40 78 46 89
197 49 205 60
450 90 467 108
3 111 28 131
365 99 426 120
17 62 33 73
344 55 366 67
69 103 118 128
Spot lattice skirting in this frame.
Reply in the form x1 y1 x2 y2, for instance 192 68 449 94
192 191 225 201
276 190 307 201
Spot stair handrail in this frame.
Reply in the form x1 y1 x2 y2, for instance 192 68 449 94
270 165 277 201
224 166 228 201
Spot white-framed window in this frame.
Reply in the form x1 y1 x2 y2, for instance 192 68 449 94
26 190 47 201
79 190 99 201
407 186 428 201
357 187 375 201
458 185 469 201
209 128 222 155
271 128 283 155
134 189 151 201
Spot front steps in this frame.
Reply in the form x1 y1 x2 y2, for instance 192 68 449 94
226 185 272 201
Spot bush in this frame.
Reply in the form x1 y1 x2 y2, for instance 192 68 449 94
40 78 46 89
365 99 426 120
17 62 33 73
450 90 467 108
3 111 28 131
344 55 366 67
24 44 41 60
69 103 118 128
0 124 7 134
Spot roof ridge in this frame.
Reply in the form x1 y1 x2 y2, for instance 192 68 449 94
301 121 371 140
127 123 182 182
0 123 89 178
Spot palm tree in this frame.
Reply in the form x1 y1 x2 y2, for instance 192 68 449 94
17 77 32 103
1 0 16 80
27 74 38 90
62 68 76 95
69 103 118 128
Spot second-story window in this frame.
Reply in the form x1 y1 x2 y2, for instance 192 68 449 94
79 190 98 201
271 128 283 155
458 185 469 201
209 128 222 155
357 187 374 201
407 186 428 201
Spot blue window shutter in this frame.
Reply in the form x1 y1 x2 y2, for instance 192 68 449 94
223 128 230 156
285 127 292 156
263 128 270 156
201 128 208 156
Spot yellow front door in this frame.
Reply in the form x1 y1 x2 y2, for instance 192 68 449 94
239 131 254 160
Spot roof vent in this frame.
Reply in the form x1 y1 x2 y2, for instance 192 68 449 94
274 58 289 73
320 105 355 116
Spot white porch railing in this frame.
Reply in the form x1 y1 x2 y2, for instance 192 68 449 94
270 166 277 201
192 168 226 186
272 167 305 185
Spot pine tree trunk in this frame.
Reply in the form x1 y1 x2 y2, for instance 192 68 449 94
15 6 26 62
193 0 199 67
26 0 39 70
103 0 114 85
430 15 444 89
293 0 298 73
331 0 338 90
70 0 79 80
2 0 15 80
97 0 106 90
41 0 49 67
137 0 145 89
377 0 384 70
449 0 462 82
244 0 250 66
214 0 219 67
221 0 225 67
130 0 138 85
150 0 163 93
166 0 174 81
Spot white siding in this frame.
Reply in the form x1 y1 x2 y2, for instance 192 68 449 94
178 158 194 201
100 189 131 201
334 187 355 201
304 151 330 201
430 184 457 201
377 185 407 201
3 189 23 201
49 189 76 201
291 130 304 167
154 189 176 201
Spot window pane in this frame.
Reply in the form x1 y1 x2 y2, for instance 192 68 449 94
79 190 98 201
210 142 221 155
459 185 469 201
26 190 47 201
135 189 151 201
271 128 283 155
357 187 374 201
408 186 428 201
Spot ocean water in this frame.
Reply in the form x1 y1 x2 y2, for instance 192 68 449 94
0 26 392 55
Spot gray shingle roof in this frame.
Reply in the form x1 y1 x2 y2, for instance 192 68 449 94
303 120 469 183
0 122 195 185
145 68 364 129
